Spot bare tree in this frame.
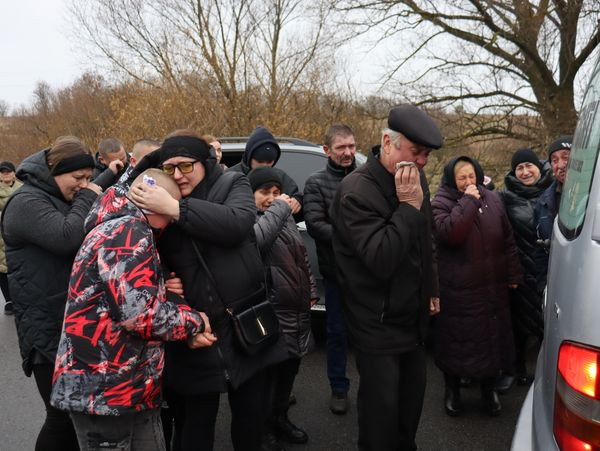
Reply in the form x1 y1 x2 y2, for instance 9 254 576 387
69 0 334 132
248 0 332 126
0 100 9 117
335 0 600 144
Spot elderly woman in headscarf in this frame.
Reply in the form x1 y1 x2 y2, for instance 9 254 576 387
498 148 553 391
431 156 522 418
127 130 288 451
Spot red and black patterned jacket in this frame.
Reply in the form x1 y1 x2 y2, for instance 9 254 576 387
50 185 203 415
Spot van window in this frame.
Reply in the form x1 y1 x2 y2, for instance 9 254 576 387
558 62 600 239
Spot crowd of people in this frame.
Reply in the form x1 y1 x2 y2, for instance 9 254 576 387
0 107 572 451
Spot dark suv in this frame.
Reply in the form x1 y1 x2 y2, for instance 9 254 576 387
220 137 365 312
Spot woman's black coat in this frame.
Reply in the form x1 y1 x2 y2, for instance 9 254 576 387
158 167 288 394
2 149 98 375
500 162 553 339
432 157 522 378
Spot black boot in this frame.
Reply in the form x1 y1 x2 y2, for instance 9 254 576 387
444 373 462 417
261 432 286 451
481 378 502 416
494 373 515 394
515 357 533 386
272 414 308 444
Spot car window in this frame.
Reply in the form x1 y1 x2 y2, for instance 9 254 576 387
276 150 327 190
558 62 600 239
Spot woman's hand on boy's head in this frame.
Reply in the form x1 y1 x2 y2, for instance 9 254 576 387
130 184 179 219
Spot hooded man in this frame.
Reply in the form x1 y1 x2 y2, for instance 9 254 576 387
229 126 303 215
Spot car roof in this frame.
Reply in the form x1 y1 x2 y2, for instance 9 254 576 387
220 137 323 154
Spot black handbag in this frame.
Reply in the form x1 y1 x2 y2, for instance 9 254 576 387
191 241 279 355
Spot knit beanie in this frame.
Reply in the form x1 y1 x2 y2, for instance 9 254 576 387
547 135 573 158
248 167 282 192
511 148 542 172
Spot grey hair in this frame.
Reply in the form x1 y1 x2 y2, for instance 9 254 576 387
381 128 403 149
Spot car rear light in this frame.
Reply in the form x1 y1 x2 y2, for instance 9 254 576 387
554 341 600 450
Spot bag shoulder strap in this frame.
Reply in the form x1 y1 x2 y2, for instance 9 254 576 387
191 239 268 314
190 240 231 314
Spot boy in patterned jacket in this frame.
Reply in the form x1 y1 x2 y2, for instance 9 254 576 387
51 168 216 451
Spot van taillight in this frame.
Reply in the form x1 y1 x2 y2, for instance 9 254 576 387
554 342 600 450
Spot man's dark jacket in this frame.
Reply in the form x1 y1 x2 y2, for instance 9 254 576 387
158 165 288 394
533 180 560 291
329 150 436 354
1 149 97 376
304 158 356 278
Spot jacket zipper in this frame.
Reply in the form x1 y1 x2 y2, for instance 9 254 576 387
380 292 390 323
216 343 230 382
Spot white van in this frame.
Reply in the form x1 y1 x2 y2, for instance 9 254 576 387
511 59 600 450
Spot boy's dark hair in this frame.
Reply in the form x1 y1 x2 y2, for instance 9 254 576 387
98 137 124 157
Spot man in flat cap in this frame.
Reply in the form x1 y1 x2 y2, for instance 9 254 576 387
534 135 572 291
330 104 442 450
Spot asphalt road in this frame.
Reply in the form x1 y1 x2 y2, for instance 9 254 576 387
0 310 532 451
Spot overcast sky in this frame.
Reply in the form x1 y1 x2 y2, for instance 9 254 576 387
0 1 395 114
0 0 87 110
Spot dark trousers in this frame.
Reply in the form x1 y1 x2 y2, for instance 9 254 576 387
266 358 301 425
0 272 11 303
324 277 350 394
170 369 269 451
32 363 80 451
354 346 426 451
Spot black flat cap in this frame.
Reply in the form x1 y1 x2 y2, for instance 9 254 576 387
388 105 443 149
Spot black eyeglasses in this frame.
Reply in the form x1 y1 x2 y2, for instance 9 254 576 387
160 161 198 175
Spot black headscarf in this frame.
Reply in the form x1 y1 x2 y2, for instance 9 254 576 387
441 156 485 191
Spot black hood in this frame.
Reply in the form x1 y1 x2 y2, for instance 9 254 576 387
15 149 64 200
242 126 281 166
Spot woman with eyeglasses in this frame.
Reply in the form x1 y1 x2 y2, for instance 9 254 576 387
127 130 288 451
2 136 103 451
